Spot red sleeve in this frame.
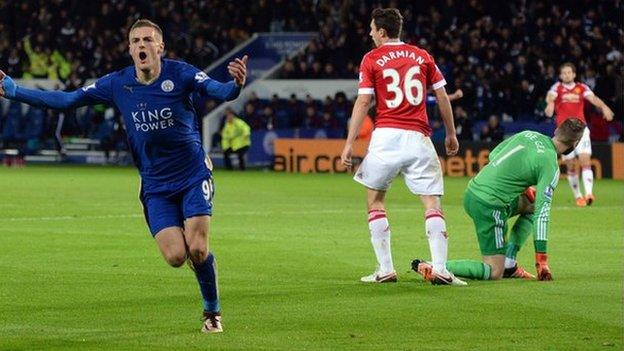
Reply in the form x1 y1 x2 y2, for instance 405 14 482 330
426 55 446 90
581 83 594 98
358 54 375 95
548 83 559 97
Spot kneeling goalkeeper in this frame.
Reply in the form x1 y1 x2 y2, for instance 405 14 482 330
413 118 585 281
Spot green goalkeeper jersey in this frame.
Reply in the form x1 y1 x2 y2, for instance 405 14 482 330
468 131 560 252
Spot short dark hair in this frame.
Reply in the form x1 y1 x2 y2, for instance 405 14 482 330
371 8 403 39
129 19 163 39
555 118 585 146
559 62 576 73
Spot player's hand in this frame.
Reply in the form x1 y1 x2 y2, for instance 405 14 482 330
523 187 536 203
445 134 459 156
602 107 614 121
340 143 353 168
449 89 463 101
535 253 553 281
544 104 554 118
228 55 248 87
0 70 17 98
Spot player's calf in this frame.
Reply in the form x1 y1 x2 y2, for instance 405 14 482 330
483 256 505 280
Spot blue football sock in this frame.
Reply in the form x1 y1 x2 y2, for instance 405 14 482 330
193 253 220 312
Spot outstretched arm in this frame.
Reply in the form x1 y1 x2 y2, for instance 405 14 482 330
586 94 614 121
0 70 92 109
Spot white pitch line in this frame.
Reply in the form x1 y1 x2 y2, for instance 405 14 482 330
1 214 143 222
0 205 619 222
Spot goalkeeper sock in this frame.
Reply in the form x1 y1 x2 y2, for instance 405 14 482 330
567 170 582 199
504 250 519 269
581 166 593 196
193 253 220 312
446 260 491 280
425 209 449 274
368 209 394 274
505 215 532 268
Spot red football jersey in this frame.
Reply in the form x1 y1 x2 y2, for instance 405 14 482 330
358 41 446 135
548 81 593 126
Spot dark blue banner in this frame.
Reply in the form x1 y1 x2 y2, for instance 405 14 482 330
207 33 316 85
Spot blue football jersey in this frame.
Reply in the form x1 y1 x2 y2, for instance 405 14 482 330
80 59 235 195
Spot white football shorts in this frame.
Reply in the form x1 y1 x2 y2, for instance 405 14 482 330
353 128 444 195
561 127 591 160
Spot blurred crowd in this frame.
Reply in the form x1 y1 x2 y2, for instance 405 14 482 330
239 91 352 130
0 0 622 151
0 0 317 81
279 0 623 123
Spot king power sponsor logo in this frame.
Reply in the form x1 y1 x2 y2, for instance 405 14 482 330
131 107 174 132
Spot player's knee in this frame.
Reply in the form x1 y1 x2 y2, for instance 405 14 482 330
164 251 186 267
188 242 208 263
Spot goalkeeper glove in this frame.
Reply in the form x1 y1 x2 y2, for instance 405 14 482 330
535 253 553 281
0 70 17 98
523 186 536 203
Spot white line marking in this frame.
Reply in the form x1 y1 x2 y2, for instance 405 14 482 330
0 206 619 222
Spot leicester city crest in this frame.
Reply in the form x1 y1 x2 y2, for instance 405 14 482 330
161 80 174 92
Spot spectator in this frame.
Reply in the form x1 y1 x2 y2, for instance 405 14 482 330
286 94 303 128
22 37 54 79
313 111 338 129
263 106 276 130
331 91 351 129
0 0 621 150
242 102 264 130
221 110 251 171
454 106 473 141
430 119 446 143
480 115 505 143
302 105 318 129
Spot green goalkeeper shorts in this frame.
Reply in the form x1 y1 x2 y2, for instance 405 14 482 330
463 189 513 256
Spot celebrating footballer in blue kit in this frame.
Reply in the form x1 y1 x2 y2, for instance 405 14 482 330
0 19 248 333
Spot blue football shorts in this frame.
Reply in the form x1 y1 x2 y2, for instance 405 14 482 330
140 176 215 236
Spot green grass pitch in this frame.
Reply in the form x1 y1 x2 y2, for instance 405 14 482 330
0 165 622 350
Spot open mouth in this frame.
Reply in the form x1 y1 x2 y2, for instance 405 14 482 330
139 52 147 61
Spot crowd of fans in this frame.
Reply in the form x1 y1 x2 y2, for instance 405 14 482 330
0 0 622 152
240 91 352 130
279 0 623 124
0 0 317 80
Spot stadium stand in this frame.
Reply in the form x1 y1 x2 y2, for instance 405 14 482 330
0 0 621 161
